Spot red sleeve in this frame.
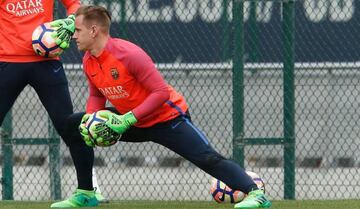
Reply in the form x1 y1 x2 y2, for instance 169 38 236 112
61 0 81 15
85 75 107 113
127 51 170 120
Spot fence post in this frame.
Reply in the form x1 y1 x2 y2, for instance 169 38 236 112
232 0 245 167
1 111 14 200
49 0 62 200
48 118 61 200
222 0 231 61
282 0 296 200
119 0 128 39
249 1 259 62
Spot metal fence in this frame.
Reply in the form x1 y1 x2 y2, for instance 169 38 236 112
1 0 360 202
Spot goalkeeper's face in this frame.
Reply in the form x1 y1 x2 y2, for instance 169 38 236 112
73 15 94 52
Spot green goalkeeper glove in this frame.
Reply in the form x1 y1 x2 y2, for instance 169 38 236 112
97 111 137 135
79 112 122 147
50 14 75 49
88 123 121 147
78 113 94 147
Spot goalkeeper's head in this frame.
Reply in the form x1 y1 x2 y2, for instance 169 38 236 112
75 5 111 33
73 5 111 52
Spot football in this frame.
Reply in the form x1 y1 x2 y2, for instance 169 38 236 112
31 23 63 58
85 111 120 147
210 171 265 204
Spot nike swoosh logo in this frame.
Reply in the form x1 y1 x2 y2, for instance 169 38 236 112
171 121 182 129
54 67 62 73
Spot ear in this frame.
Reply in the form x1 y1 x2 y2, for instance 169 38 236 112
90 25 99 38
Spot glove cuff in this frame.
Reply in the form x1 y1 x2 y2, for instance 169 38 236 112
68 14 75 21
124 111 137 125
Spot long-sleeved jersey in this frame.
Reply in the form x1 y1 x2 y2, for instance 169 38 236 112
83 37 188 127
0 0 80 62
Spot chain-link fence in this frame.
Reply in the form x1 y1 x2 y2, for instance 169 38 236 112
1 0 360 202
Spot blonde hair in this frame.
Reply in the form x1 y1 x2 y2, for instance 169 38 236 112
75 5 111 33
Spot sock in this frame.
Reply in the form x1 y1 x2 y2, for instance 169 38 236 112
69 144 94 190
92 168 102 193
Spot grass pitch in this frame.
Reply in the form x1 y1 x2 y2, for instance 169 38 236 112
0 200 359 209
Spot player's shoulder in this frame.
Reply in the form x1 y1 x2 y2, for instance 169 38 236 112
106 38 148 59
107 38 143 53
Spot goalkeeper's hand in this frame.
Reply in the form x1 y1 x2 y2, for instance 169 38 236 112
89 123 121 147
97 110 137 135
50 14 75 49
79 111 122 147
79 113 94 147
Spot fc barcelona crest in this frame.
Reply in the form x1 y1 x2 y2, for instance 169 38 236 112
110 68 119 79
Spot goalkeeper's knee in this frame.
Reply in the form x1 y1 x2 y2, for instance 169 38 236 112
196 151 227 169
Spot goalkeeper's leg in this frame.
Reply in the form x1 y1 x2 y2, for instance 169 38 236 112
41 107 98 207
143 114 258 192
64 112 108 204
137 113 271 208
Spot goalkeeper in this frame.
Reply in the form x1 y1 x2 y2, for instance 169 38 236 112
71 5 272 209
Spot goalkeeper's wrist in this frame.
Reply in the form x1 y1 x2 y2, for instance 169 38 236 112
124 111 137 126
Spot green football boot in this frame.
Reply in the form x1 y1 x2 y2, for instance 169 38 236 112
50 189 98 208
234 189 272 209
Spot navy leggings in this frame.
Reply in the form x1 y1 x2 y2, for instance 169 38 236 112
69 108 258 193
0 61 94 190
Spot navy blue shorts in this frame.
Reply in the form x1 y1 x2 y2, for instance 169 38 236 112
0 60 73 141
